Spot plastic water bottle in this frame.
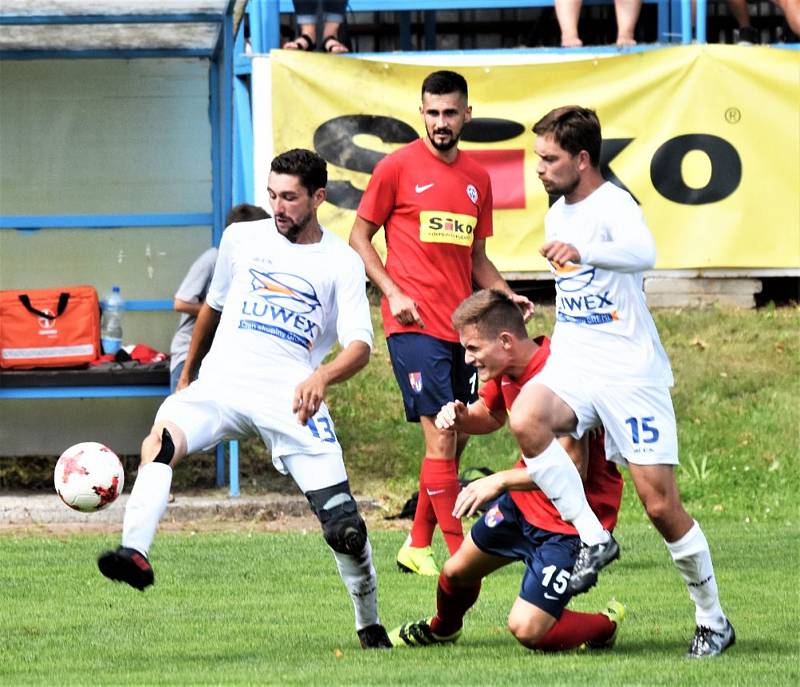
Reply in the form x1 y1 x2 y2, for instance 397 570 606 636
101 285 125 354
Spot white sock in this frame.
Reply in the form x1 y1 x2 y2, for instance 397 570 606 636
524 439 608 546
331 539 380 630
122 462 172 558
666 520 727 631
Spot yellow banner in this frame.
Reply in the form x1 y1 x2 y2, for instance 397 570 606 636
267 46 800 271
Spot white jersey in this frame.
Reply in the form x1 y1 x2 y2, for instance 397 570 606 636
200 218 373 391
543 182 673 387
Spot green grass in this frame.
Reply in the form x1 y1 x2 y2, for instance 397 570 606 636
1 306 798 683
1 521 798 686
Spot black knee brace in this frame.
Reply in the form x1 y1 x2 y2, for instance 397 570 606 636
153 428 175 465
305 480 367 555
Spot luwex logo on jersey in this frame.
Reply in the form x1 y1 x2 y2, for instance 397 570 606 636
419 211 476 247
239 269 322 349
549 260 619 326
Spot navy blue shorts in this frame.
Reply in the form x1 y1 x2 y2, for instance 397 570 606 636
386 333 478 422
470 492 581 618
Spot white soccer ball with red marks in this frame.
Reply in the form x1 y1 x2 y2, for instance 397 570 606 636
54 442 125 512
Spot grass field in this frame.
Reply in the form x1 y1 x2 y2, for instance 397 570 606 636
1 521 798 686
1 306 798 684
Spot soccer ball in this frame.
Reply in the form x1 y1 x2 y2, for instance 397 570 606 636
54 442 125 512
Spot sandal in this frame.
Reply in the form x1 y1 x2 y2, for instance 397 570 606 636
284 33 315 51
322 35 349 53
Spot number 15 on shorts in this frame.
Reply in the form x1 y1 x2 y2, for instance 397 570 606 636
625 415 659 453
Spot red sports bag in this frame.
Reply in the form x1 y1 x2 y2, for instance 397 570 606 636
0 286 101 369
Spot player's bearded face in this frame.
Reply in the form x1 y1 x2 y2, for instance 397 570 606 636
274 208 313 242
421 92 471 152
427 123 460 151
535 134 581 198
268 172 317 243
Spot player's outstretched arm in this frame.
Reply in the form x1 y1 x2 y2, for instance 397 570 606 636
453 467 534 518
435 399 505 435
178 303 221 391
292 340 370 425
542 201 657 273
349 216 424 328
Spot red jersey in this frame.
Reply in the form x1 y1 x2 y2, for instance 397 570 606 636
478 336 623 535
357 138 493 342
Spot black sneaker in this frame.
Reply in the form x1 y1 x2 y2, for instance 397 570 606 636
686 620 736 658
567 533 620 595
357 623 392 649
97 546 154 591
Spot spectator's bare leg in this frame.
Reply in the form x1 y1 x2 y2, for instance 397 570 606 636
773 0 800 35
727 0 753 29
614 0 642 45
555 0 584 47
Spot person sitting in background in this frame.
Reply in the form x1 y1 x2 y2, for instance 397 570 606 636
554 0 641 47
283 0 350 53
169 203 269 392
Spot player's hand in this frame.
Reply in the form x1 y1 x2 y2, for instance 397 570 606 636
540 240 581 266
175 373 190 392
293 369 328 425
387 291 425 328
509 292 535 322
453 473 505 518
435 400 468 430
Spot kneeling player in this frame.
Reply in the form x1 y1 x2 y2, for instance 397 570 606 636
96 149 391 650
390 289 624 651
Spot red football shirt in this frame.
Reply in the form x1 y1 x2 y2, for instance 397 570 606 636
478 336 623 534
357 139 494 342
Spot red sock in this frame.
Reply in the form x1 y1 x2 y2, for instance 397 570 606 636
430 572 481 637
533 609 615 651
421 457 463 554
409 472 436 548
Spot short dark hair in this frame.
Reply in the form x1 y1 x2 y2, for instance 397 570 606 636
452 289 527 339
532 106 602 167
421 70 468 101
225 203 270 226
270 148 327 195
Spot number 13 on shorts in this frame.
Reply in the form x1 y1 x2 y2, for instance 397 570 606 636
307 414 337 443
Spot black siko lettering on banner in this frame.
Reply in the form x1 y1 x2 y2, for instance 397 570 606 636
650 134 741 205
600 138 638 204
315 116 527 209
461 118 526 142
314 115 417 209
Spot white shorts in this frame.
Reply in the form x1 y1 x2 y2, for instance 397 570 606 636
155 378 347 490
531 369 679 467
